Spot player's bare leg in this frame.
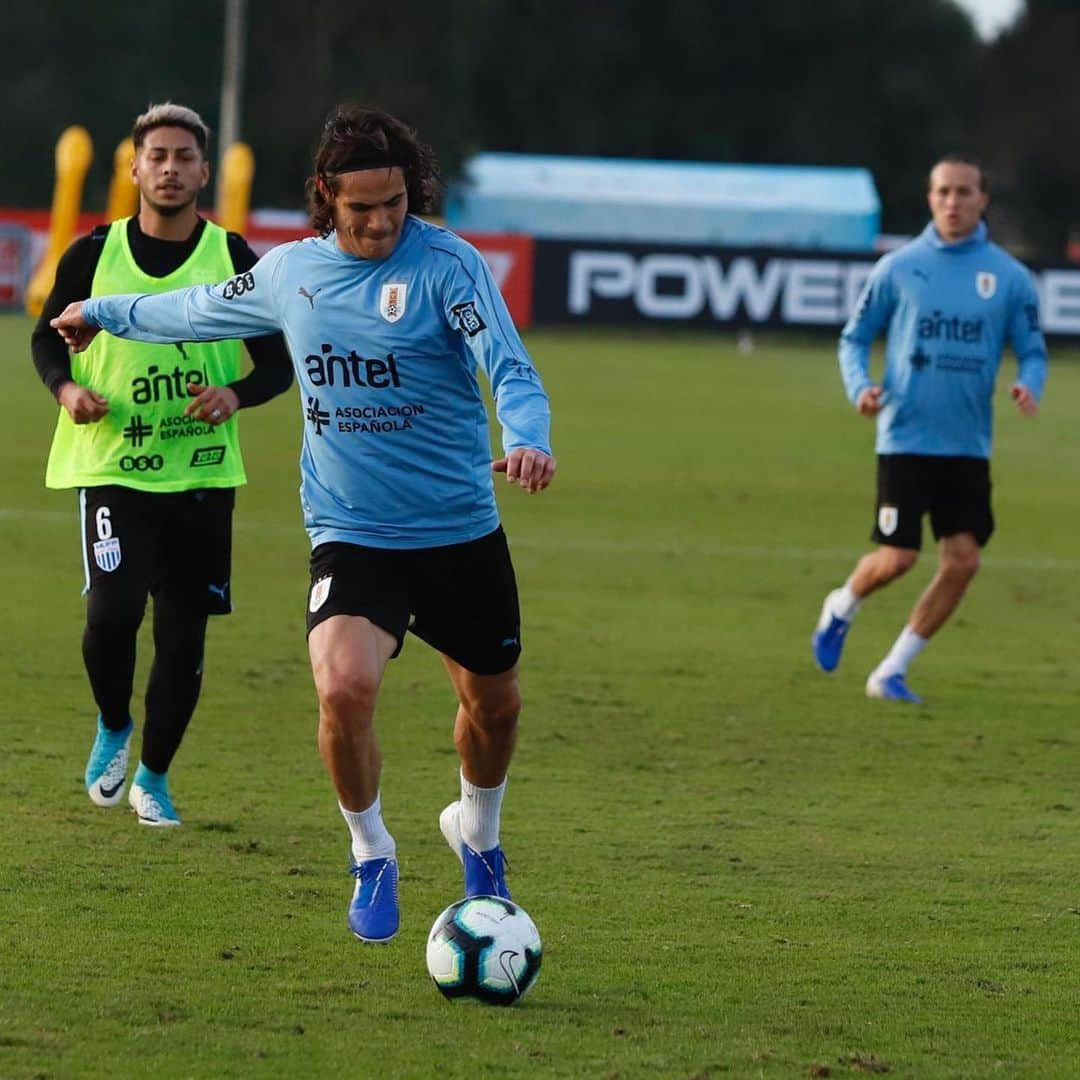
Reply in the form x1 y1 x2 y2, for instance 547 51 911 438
442 659 520 787
309 614 395 809
438 657 520 899
868 532 980 703
908 532 981 638
849 545 920 599
308 614 399 942
813 545 919 672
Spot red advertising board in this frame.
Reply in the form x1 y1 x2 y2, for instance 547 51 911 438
0 208 535 326
0 225 31 305
460 232 534 328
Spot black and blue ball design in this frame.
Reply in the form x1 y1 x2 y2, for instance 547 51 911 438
426 896 542 1005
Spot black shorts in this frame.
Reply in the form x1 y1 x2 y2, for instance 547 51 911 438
306 527 522 676
80 485 236 615
871 454 994 550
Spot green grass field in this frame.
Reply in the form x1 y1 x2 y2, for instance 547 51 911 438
3 312 1080 1078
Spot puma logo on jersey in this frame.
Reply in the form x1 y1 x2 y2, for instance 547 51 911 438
298 286 323 309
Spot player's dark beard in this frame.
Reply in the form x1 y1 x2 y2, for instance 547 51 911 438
143 194 195 217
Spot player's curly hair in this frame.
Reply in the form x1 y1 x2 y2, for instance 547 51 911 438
306 105 440 236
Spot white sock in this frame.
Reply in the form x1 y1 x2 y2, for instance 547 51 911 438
876 625 927 678
831 581 861 621
339 793 396 864
818 582 860 629
458 770 506 853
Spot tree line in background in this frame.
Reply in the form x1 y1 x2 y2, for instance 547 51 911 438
3 0 1076 259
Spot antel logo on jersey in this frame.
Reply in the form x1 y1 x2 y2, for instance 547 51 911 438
131 364 209 403
566 250 874 324
120 454 165 472
917 310 984 343
304 345 401 389
379 282 408 323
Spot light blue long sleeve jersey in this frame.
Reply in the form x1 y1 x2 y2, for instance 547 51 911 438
839 221 1047 458
83 216 551 549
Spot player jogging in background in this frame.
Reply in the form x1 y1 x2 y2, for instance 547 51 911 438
32 102 292 826
51 104 556 944
811 153 1047 703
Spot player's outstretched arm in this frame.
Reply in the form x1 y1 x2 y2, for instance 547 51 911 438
492 448 557 494
50 301 100 353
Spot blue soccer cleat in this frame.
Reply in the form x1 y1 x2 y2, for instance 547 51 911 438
812 591 851 673
439 801 512 900
348 857 400 943
866 671 924 705
128 780 182 827
85 716 134 807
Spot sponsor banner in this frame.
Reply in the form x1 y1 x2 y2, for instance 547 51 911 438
533 238 1080 338
463 232 534 328
0 207 535 325
0 224 32 307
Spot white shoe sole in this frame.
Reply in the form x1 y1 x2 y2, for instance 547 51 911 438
439 801 464 864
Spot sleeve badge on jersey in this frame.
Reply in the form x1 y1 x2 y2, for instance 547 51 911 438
221 271 256 300
379 282 408 323
93 537 122 573
976 272 996 300
451 300 487 337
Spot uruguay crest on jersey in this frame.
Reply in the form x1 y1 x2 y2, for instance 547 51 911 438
976 272 996 299
379 282 408 322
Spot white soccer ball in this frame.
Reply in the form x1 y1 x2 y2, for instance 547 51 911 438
426 896 543 1005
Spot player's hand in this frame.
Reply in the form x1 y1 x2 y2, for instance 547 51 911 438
492 449 556 494
856 386 884 417
185 384 240 425
1011 384 1038 417
57 380 108 423
50 301 100 353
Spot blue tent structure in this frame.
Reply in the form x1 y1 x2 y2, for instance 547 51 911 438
446 153 881 252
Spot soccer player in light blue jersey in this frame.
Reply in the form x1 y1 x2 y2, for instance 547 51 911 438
52 106 556 943
811 155 1047 704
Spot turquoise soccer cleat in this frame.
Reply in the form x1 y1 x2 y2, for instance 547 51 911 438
85 716 134 807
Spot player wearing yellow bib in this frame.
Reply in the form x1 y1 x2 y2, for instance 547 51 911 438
31 103 292 825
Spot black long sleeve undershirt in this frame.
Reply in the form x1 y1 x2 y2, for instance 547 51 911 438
31 216 293 407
